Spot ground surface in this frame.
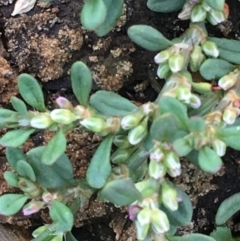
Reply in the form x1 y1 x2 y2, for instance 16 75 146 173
1 0 240 240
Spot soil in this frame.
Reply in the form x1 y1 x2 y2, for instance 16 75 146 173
0 0 240 240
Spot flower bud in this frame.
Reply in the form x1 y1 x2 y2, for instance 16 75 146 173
128 117 148 145
149 160 166 179
167 167 181 177
223 107 238 125
218 74 237 90
113 135 131 148
135 220 150 241
137 207 151 225
74 105 87 119
121 112 144 130
18 178 42 198
190 45 205 72
80 117 107 132
30 113 53 129
111 147 136 164
142 102 156 116
164 152 181 170
23 200 45 216
150 208 170 234
189 94 201 109
168 53 185 73
154 49 172 64
201 40 219 58
191 4 207 22
176 86 192 103
178 2 195 20
50 109 77 125
150 146 164 162
212 139 226 157
55 97 73 109
129 205 142 221
157 64 171 79
207 9 226 25
201 2 211 11
161 182 178 211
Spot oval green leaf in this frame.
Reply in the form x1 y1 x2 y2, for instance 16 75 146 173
0 129 35 147
42 130 67 165
158 96 188 130
198 146 222 174
71 61 92 107
50 200 73 232
86 135 113 189
95 0 124 36
18 74 46 112
215 193 240 225
90 90 137 116
6 147 27 170
0 194 28 216
147 0 185 13
200 59 236 80
99 178 142 206
150 113 180 142
4 171 19 188
16 160 36 182
216 126 240 151
27 146 75 190
11 96 28 119
81 0 107 30
210 227 234 241
209 37 240 53
127 25 172 51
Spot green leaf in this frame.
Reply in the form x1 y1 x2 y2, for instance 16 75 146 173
66 232 78 241
173 137 192 157
90 90 137 116
99 178 142 206
0 129 35 147
209 37 240 53
127 25 172 51
216 126 240 150
27 147 75 190
86 135 113 189
49 200 73 232
168 233 216 241
203 0 224 11
6 147 27 170
16 160 36 182
158 96 188 130
200 59 236 80
147 0 185 13
70 61 92 107
218 48 240 65
18 74 46 111
0 194 28 216
161 186 192 226
11 96 28 118
0 109 17 128
215 193 240 225
210 227 234 241
42 131 67 165
94 0 124 36
150 113 180 142
198 146 222 174
4 171 19 188
188 117 205 132
81 0 107 30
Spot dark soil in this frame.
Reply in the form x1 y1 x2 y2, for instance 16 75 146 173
1 0 240 240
